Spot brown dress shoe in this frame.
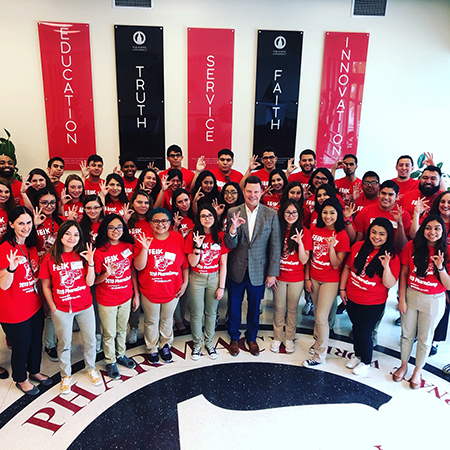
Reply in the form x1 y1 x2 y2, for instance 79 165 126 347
247 340 260 356
229 340 240 356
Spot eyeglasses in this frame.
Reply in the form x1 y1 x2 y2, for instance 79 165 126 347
224 190 238 196
39 200 56 207
107 226 123 232
262 156 275 160
84 206 102 211
168 153 182 159
200 213 214 219
313 176 328 182
362 180 379 186
284 211 299 217
151 219 170 225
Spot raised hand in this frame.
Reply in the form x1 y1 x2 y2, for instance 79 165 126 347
262 185 274 198
230 210 246 233
60 187 72 205
113 165 124 177
67 205 78 221
431 250 446 271
20 173 31 193
352 185 363 201
192 230 206 248
423 151 435 167
102 261 115 277
137 233 153 250
290 228 304 246
80 242 95 266
173 212 182 230
390 205 404 224
122 203 134 223
212 198 225 217
249 154 261 171
286 158 297 176
99 180 108 198
378 251 392 269
33 207 45 227
196 156 206 172
326 231 337 249
193 189 205 204
147 161 160 173
344 202 355 220
414 197 430 216
79 161 89 179
161 175 171 192
6 249 20 272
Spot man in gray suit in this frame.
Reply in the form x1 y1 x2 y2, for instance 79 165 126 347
224 175 281 356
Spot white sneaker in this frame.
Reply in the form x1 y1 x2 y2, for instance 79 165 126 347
126 327 139 344
353 362 370 375
205 345 218 360
270 340 281 353
191 347 201 361
60 376 72 395
86 369 102 386
308 344 315 355
303 358 326 368
285 340 295 354
346 354 361 369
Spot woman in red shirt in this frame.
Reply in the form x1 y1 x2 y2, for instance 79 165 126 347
340 218 400 375
0 206 50 394
80 195 105 245
185 205 229 360
0 178 15 238
59 174 85 222
103 173 130 218
172 188 195 239
393 215 450 388
40 220 101 395
134 207 189 365
271 200 312 354
261 169 288 210
94 214 139 380
303 198 350 368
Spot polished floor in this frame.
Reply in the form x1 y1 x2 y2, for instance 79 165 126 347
1 290 449 450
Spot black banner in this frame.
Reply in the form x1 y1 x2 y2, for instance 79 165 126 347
253 30 303 168
115 25 165 170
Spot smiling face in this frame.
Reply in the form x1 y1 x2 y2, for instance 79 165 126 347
284 204 299 227
299 154 316 174
312 171 329 189
321 205 337 229
144 171 157 190
10 213 33 242
30 174 47 191
223 185 239 206
438 193 450 220
424 220 443 246
169 176 182 192
38 193 57 217
88 161 103 178
61 225 80 252
244 182 263 209
201 176 214 193
122 161 137 180
419 170 440 196
0 183 11 205
316 188 330 206
288 186 302 202
396 158 413 180
0 155 15 179
261 151 277 171
362 177 380 198
84 200 102 222
378 187 397 210
369 225 388 249
68 179 83 200
199 208 215 231
107 179 122 199
270 173 284 192
107 218 124 244
132 194 150 217
150 212 171 238
175 193 191 213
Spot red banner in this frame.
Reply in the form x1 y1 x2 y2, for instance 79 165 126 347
38 22 96 170
187 28 234 170
316 32 369 168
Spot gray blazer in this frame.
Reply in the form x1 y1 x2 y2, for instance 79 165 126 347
224 203 281 285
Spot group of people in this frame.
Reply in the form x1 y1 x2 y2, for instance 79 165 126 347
0 140 449 397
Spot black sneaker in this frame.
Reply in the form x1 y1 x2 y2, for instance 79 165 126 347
106 363 121 380
117 355 136 369
148 352 159 365
159 344 173 363
45 346 58 362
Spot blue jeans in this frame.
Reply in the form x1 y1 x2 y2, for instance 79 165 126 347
226 270 265 342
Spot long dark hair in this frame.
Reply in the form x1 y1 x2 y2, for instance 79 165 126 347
105 173 128 205
171 188 195 221
128 189 153 229
192 170 220 207
0 206 38 248
0 177 17 215
314 184 338 213
413 214 448 278
279 181 304 208
48 220 86 266
268 169 288 192
429 191 450 217
95 213 134 250
65 174 85 203
218 182 244 220
308 167 337 194
278 200 304 253
80 195 104 243
26 168 56 204
193 204 221 245
33 188 63 225
135 168 161 202
316 197 345 232
353 217 396 278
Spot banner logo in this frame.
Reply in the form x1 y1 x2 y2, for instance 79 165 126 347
133 31 146 45
274 36 286 49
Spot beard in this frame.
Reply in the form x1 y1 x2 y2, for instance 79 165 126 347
0 167 14 179
419 182 440 197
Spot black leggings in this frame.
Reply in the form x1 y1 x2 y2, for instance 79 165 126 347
1 308 44 382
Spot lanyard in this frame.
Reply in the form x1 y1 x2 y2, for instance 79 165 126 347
16 243 35 275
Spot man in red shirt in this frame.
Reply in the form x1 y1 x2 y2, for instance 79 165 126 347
83 155 105 196
354 171 380 215
158 145 194 192
288 148 317 190
392 155 419 198
332 154 362 206
354 180 410 252
118 153 138 199
210 149 243 190
240 147 278 189
399 165 443 218
47 156 65 199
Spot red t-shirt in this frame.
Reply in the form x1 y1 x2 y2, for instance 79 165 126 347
159 168 194 193
53 182 64 200
261 192 282 210
354 193 378 216
353 203 412 238
133 231 188 303
94 242 134 307
400 240 448 295
62 201 84 223
105 199 126 216
251 168 271 188
392 177 419 198
346 241 401 305
335 177 362 206
36 217 61 259
185 231 230 274
84 178 104 196
310 226 350 282
279 227 313 282
123 178 138 199
129 219 153 239
39 251 92 313
0 242 41 323
210 168 243 190
177 215 195 238
161 190 173 210
288 171 310 190
88 221 102 244
10 179 23 206
399 189 442 218
0 208 8 237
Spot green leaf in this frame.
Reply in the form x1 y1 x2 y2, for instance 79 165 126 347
410 170 422 179
417 153 426 168
437 162 443 169
3 129 10 139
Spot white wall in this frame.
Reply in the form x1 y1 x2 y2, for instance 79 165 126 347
1 0 449 181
